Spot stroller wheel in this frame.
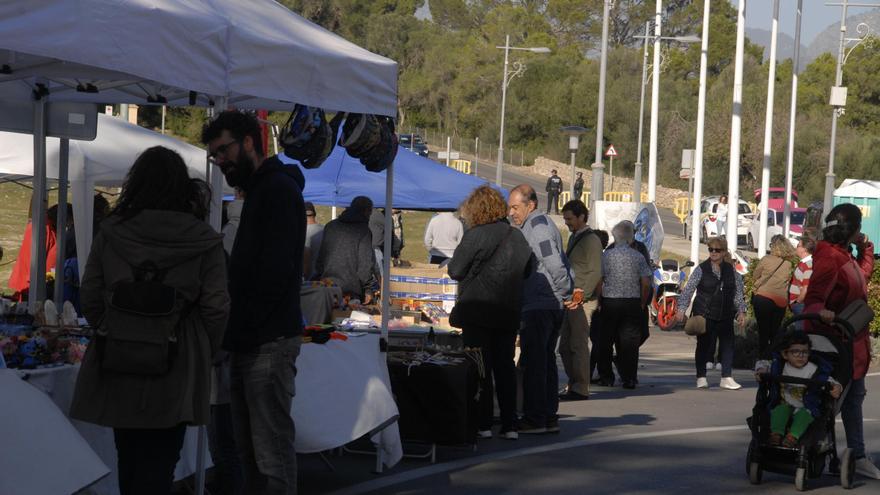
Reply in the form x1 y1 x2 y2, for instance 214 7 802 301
749 461 763 485
841 448 855 489
795 467 807 491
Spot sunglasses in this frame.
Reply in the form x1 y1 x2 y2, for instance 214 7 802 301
708 247 725 253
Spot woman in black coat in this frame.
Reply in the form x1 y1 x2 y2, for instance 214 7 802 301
448 185 532 440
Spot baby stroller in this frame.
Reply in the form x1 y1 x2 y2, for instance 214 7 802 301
745 313 857 491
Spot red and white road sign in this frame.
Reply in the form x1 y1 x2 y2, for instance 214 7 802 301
605 144 618 157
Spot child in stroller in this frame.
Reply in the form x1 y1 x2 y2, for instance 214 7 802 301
756 332 842 448
746 314 857 491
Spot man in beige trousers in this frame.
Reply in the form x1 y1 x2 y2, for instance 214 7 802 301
558 200 603 400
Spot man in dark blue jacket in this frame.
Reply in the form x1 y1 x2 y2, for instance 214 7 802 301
203 111 305 495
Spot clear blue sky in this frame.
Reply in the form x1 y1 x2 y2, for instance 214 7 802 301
741 1 876 45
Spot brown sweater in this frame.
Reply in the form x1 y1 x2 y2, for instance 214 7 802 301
752 254 794 307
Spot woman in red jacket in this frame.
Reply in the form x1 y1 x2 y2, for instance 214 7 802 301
804 203 879 479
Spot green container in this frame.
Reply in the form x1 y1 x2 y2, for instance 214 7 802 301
833 179 880 245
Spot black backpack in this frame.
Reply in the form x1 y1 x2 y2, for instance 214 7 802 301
96 257 196 376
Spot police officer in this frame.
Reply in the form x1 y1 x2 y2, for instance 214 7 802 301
545 169 563 215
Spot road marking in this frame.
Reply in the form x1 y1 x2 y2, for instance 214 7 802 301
866 372 880 377
325 425 750 495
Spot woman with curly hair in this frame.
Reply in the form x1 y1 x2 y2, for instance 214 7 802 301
752 234 797 357
447 185 532 440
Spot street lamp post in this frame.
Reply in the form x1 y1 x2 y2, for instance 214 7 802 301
562 126 589 204
690 0 711 266
825 0 879 217
647 0 663 203
783 0 803 237
726 0 747 252
634 21 650 201
495 35 551 188
592 0 612 213
757 0 781 258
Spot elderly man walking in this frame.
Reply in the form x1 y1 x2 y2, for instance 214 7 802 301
599 221 652 390
558 200 603 401
507 184 572 433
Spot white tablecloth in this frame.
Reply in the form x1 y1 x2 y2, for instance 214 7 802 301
5 333 400 495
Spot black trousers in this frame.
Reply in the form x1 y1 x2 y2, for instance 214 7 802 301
752 294 786 358
596 298 643 383
113 424 187 495
547 192 560 214
463 324 518 432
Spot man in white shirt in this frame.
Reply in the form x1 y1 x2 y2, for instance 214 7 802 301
424 212 463 264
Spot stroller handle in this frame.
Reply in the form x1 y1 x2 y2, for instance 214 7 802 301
782 313 856 339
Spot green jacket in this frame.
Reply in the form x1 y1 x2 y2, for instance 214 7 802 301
70 210 229 429
567 228 603 300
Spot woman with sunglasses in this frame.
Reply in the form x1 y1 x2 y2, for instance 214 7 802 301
804 203 880 479
676 237 746 389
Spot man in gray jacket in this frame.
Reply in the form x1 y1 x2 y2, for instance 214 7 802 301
508 184 572 434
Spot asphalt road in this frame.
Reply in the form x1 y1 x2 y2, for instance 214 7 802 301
299 330 880 494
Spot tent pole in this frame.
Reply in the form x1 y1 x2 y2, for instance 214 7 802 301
380 161 394 347
53 139 70 306
29 94 48 313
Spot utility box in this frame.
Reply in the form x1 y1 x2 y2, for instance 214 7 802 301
830 86 848 107
833 179 880 248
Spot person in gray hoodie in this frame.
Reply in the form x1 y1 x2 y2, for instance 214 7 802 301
507 184 573 434
315 196 379 302
70 146 230 495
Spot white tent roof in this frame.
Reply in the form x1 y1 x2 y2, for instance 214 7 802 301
0 114 210 185
0 113 226 276
835 179 880 199
0 0 398 115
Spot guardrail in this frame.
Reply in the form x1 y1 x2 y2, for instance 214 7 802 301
557 191 590 210
673 197 691 224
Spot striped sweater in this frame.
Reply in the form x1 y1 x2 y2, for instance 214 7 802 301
788 255 813 306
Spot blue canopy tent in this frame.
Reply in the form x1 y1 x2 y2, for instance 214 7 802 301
277 146 506 211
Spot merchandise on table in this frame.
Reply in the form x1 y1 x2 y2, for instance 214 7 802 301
0 328 89 369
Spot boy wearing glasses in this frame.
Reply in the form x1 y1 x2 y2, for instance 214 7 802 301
757 332 841 448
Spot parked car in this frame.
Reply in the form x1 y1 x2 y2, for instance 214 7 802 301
746 207 806 251
754 187 798 211
685 195 754 246
399 133 429 157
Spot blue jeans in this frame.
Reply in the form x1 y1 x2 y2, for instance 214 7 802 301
695 318 734 378
842 378 867 458
520 309 563 425
230 337 301 495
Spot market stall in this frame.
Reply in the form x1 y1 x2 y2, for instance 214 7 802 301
1 324 400 495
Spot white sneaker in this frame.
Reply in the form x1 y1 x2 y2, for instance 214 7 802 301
696 377 709 389
706 362 714 371
715 362 723 371
856 456 880 479
720 377 742 390
502 430 519 440
477 429 493 439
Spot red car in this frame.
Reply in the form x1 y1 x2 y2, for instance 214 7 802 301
754 187 798 211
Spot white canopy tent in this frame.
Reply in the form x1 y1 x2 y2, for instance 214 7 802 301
0 112 224 279
0 3 399 492
0 0 398 115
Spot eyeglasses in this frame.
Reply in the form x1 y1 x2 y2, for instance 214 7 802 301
786 349 810 357
708 247 725 253
208 140 240 163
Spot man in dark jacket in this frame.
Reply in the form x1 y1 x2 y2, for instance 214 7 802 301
573 172 585 203
316 196 378 302
545 169 563 215
203 111 304 495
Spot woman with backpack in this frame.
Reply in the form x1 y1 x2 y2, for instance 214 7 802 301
751 234 796 357
447 185 532 440
70 146 230 495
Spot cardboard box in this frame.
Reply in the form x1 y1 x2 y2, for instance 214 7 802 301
388 266 457 298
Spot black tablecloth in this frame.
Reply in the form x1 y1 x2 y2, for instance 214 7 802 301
387 356 479 445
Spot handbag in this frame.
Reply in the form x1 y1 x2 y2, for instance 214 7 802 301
838 299 875 337
449 228 513 328
684 315 707 336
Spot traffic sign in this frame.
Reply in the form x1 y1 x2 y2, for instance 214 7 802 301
437 151 460 160
605 144 618 157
